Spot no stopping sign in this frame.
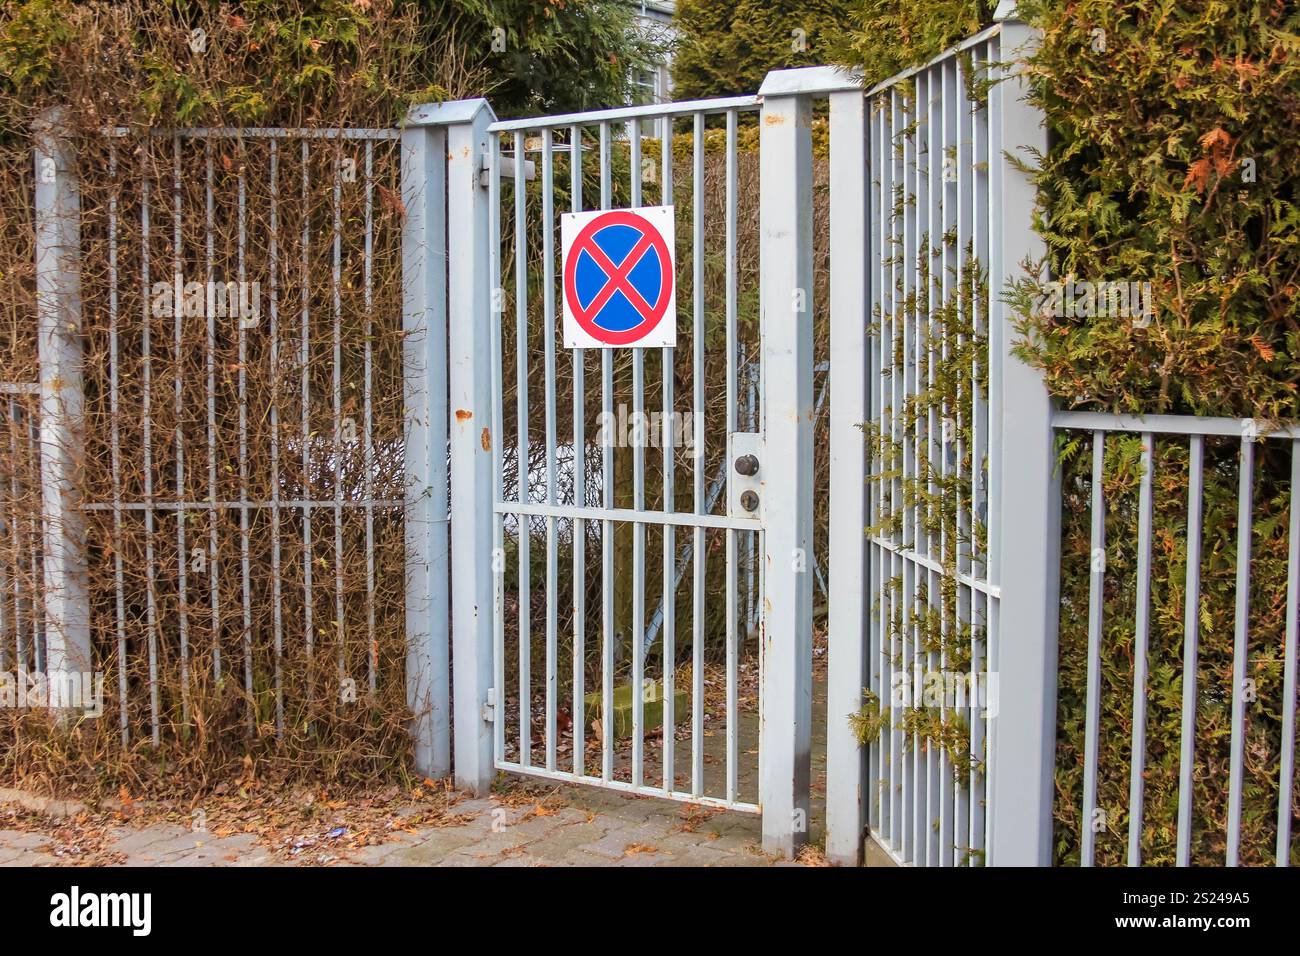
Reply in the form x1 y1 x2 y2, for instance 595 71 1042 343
561 206 676 348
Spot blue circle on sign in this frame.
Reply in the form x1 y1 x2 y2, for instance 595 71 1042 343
573 225 663 332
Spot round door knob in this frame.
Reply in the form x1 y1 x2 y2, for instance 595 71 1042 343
740 490 760 512
734 454 760 477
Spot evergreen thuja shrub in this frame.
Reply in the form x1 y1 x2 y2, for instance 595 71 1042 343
671 0 857 99
1012 0 1300 418
841 1 993 84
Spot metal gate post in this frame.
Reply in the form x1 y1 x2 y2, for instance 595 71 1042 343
33 107 92 701
824 82 871 866
986 12 1058 866
417 100 500 795
401 106 451 779
757 74 816 858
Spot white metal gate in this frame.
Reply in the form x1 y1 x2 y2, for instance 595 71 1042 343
485 97 768 815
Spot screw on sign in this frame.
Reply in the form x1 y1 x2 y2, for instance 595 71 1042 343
561 206 676 348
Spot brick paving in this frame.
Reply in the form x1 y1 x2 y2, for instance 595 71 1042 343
1 785 789 867
1 660 894 867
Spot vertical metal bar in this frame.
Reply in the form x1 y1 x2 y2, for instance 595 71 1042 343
0 406 8 675
905 79 924 862
660 112 677 793
599 121 615 782
33 107 91 706
0 408 8 677
691 111 706 798
986 20 1057 867
1080 430 1106 867
490 130 507 768
513 129 531 767
6 400 24 678
971 47 992 861
301 139 314 662
900 84 921 860
1176 434 1204 866
958 50 983 864
925 65 942 868
331 151 344 687
888 87 904 850
446 101 498 794
206 141 220 680
725 108 739 805
542 126 559 772
1277 439 1300 865
363 139 376 694
140 170 160 744
1127 432 1154 866
239 161 253 716
571 123 586 776
26 416 42 674
270 138 284 734
900 79 917 864
627 119 646 789
400 115 451 777
1226 434 1254 866
869 94 885 839
171 135 190 724
108 144 128 745
0 407 7 677
744 372 757 639
756 83 814 855
825 84 870 866
946 54 967 868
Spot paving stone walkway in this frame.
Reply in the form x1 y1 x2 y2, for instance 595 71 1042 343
1 651 893 867
0 783 803 867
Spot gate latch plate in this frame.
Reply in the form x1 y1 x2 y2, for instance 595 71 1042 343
727 432 764 523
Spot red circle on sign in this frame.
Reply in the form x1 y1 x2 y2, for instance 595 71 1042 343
563 209 674 346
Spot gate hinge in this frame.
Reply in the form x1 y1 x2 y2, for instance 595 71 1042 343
482 687 497 723
480 150 537 187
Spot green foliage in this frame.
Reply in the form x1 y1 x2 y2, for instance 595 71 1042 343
0 0 75 92
848 689 887 745
672 0 993 98
671 0 855 100
0 0 663 132
1012 0 1300 419
1006 0 1300 863
450 0 665 115
841 0 994 86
